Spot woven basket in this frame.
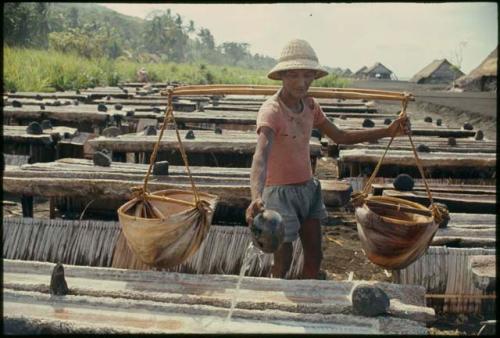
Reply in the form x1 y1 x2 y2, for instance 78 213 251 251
355 195 438 270
117 189 218 268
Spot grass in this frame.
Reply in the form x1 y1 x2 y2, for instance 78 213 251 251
3 46 350 92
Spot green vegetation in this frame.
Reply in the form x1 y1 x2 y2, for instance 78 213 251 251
4 46 349 92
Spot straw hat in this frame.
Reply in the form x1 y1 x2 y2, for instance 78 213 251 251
267 39 328 80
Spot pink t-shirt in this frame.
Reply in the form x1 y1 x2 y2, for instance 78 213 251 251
256 89 327 186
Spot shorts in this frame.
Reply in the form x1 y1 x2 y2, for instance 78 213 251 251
262 177 328 243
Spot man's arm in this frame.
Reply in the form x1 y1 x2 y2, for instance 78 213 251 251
317 115 410 145
246 126 274 225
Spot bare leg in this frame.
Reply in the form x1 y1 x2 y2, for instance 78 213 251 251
299 218 322 279
271 242 293 278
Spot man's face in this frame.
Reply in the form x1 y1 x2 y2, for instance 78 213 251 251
281 69 316 99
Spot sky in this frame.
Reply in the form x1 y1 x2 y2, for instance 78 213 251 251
101 2 498 79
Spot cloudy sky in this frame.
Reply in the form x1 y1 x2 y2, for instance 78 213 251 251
101 2 497 79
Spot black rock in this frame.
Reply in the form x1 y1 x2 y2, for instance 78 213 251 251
311 128 321 140
475 130 484 141
463 122 474 130
114 103 123 110
53 100 61 106
40 104 45 110
424 116 432 123
362 118 375 128
393 173 414 191
12 100 22 108
97 103 108 112
153 161 169 175
74 100 79 106
122 88 128 94
41 120 53 130
214 127 223 134
436 118 442 126
102 126 121 137
433 202 450 228
383 118 392 125
63 132 72 139
126 110 135 117
351 285 390 317
144 125 157 136
152 107 161 114
35 94 43 101
106 95 111 101
448 137 457 146
340 115 347 120
26 121 43 135
93 151 111 167
185 130 195 139
417 144 430 152
50 263 69 296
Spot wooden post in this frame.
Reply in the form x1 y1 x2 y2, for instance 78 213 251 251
49 197 56 219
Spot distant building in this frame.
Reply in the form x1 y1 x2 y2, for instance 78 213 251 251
353 66 367 79
364 62 394 80
455 46 497 92
409 59 464 84
342 68 353 77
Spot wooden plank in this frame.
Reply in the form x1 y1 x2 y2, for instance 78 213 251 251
3 126 78 144
382 190 496 214
87 130 322 156
371 182 496 195
5 91 88 100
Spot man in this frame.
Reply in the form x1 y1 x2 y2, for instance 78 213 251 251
245 39 411 279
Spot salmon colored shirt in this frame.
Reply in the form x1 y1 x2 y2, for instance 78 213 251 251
256 88 327 186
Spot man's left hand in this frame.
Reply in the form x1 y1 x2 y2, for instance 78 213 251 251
388 115 411 137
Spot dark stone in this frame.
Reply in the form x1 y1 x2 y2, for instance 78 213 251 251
153 161 169 175
436 118 442 126
122 88 128 94
53 100 61 106
50 263 69 296
63 132 72 139
311 128 321 140
152 107 161 114
102 126 121 137
351 284 390 317
144 125 157 136
475 130 484 141
362 118 375 128
12 100 22 108
93 151 111 167
126 110 135 117
40 104 45 110
433 202 450 228
74 100 79 106
35 94 43 101
106 95 111 101
76 89 81 94
463 122 474 130
41 120 53 130
393 173 414 191
26 122 43 135
214 127 223 134
383 118 392 125
114 103 123 110
97 103 108 112
185 130 195 139
448 137 457 146
340 115 347 120
417 144 430 152
424 116 432 123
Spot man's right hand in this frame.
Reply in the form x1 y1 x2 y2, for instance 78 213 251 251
245 198 265 226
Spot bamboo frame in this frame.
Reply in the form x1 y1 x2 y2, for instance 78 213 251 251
366 199 433 217
425 294 496 299
145 193 197 208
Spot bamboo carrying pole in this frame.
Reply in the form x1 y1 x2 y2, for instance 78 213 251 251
365 199 432 217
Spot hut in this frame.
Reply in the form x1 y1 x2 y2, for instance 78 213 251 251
364 62 394 80
409 59 464 84
353 66 368 79
455 46 497 91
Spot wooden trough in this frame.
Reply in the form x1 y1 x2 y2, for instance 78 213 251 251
338 149 496 179
3 258 433 334
3 159 352 217
87 129 323 167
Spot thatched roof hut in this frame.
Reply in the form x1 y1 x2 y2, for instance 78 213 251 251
455 46 497 91
353 66 367 79
364 62 394 80
409 59 464 84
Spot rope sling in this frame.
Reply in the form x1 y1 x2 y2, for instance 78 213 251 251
351 94 448 270
117 84 447 270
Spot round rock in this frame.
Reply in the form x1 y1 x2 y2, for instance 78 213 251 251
35 94 43 101
393 173 414 191
214 127 223 134
185 130 195 139
448 137 457 146
463 122 474 130
436 118 442 126
12 100 22 108
97 103 108 112
475 130 484 141
114 103 123 110
40 104 45 110
383 118 392 125
417 144 430 152
26 121 43 135
53 100 61 106
362 118 375 128
93 151 111 167
351 284 390 317
424 116 432 123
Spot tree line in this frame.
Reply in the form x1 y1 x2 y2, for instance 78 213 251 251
3 3 277 69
